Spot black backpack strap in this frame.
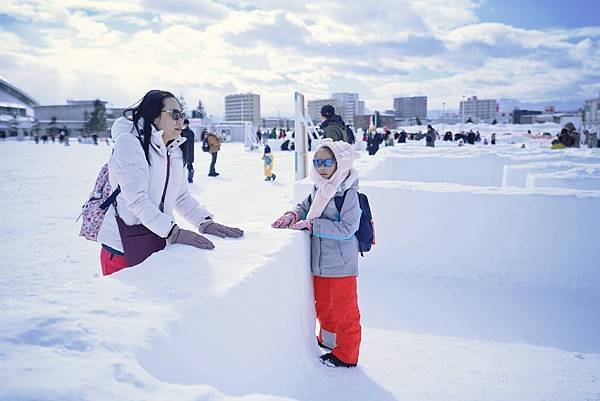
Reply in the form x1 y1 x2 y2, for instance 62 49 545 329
334 189 350 212
99 186 120 211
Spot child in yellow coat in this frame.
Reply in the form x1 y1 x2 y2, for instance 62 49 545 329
262 145 276 181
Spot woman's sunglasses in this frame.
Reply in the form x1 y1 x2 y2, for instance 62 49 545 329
313 159 336 168
162 109 186 121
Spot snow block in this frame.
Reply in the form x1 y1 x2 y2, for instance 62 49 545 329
363 182 600 288
296 179 600 288
526 167 600 191
502 162 599 188
117 226 320 397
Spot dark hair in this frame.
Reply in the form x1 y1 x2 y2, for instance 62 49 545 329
123 90 187 166
183 118 189 125
321 104 335 118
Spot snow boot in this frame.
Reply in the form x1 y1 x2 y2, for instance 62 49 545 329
319 353 356 368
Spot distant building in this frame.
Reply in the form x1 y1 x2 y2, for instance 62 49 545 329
583 97 600 132
393 96 427 119
357 100 366 116
0 76 38 137
34 100 124 137
224 93 261 128
495 110 513 124
261 116 294 130
459 96 498 123
513 109 542 124
332 92 360 126
353 112 395 130
307 98 344 125
520 112 583 131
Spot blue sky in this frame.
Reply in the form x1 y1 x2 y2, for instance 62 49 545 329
0 0 599 116
477 0 599 29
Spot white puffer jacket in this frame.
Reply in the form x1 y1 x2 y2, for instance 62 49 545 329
97 117 212 252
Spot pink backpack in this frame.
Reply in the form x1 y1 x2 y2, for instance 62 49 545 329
78 164 121 241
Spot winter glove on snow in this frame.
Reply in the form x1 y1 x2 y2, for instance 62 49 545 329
289 219 312 231
168 225 215 249
271 211 298 229
199 220 244 238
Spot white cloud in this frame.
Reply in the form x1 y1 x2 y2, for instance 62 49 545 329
0 0 598 116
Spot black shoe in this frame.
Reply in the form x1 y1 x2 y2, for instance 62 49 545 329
265 177 271 181
208 172 220 177
317 338 333 351
319 352 356 368
271 174 276 181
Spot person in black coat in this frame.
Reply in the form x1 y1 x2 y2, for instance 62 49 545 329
397 130 407 143
181 119 195 183
366 128 383 155
467 130 476 145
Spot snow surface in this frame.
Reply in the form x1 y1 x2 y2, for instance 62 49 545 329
1 134 600 401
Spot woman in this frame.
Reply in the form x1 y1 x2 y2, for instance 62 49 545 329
97 90 243 275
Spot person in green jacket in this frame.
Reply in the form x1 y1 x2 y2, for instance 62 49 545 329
320 104 348 143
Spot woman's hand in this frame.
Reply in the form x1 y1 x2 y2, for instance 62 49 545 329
271 211 298 229
168 225 215 249
199 220 244 238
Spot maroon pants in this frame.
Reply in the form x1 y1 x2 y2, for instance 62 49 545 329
100 248 128 276
314 276 362 365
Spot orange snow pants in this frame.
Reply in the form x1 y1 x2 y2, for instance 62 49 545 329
314 276 362 365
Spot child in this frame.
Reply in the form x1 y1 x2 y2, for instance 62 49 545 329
272 139 361 368
262 144 276 181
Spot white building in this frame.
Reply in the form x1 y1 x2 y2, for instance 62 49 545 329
0 76 38 138
584 96 600 132
459 96 498 123
307 98 344 125
332 92 360 126
224 93 261 128
34 100 125 137
393 96 427 119
358 100 366 116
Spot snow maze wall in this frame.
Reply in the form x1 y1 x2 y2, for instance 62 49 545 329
120 145 600 399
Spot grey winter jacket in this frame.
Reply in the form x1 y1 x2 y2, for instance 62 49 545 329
295 172 361 277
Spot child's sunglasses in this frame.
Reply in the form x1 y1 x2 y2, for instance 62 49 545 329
161 109 186 121
313 159 336 168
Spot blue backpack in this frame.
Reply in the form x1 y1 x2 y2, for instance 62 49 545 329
334 190 375 256
309 189 375 256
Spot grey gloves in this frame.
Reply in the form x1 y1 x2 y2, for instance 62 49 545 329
167 225 215 249
198 220 244 238
166 221 243 252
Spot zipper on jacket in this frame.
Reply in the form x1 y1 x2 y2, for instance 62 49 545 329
159 154 170 212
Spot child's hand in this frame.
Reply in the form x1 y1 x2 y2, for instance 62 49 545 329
289 219 312 231
271 211 298 228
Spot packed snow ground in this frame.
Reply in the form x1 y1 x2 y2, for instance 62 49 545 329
1 133 600 401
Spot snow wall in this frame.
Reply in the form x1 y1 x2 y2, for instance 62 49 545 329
296 148 600 289
359 147 600 188
119 227 321 398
